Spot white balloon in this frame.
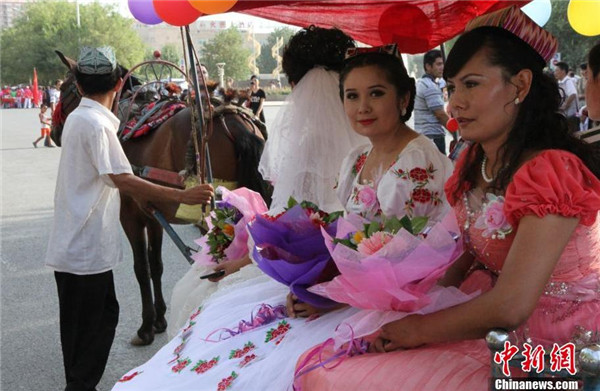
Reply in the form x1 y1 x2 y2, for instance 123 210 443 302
521 0 552 27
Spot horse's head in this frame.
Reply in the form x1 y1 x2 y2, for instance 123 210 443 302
50 50 140 146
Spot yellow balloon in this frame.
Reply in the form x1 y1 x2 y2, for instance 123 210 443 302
189 0 237 14
568 0 600 36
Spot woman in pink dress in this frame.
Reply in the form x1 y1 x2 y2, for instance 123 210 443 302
295 7 600 390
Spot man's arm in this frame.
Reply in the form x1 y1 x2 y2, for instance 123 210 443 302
109 173 213 205
432 108 449 127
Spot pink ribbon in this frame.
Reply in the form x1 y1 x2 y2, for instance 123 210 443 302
293 323 369 391
201 304 287 343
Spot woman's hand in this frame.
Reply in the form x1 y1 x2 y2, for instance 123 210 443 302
369 315 425 353
286 292 322 318
208 255 251 282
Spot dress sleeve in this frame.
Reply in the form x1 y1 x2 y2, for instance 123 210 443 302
505 150 600 227
378 138 453 223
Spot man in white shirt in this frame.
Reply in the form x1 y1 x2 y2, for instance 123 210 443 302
554 61 579 132
45 46 213 391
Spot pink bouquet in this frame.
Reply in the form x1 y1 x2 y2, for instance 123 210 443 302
309 212 478 346
191 186 268 266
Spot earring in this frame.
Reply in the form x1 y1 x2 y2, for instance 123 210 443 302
514 97 520 105
401 107 407 116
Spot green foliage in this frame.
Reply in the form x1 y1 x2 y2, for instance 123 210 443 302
205 204 241 262
257 27 296 76
145 43 182 65
544 0 597 68
201 27 251 82
0 0 146 85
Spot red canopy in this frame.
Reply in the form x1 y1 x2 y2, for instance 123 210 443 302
222 0 530 53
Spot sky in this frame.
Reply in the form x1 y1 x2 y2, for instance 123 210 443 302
77 0 294 29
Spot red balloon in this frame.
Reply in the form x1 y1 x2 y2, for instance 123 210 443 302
152 0 202 27
379 4 432 54
446 117 459 133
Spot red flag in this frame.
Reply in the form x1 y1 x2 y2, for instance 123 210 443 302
32 68 39 107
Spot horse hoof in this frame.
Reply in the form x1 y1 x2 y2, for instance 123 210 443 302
153 319 167 334
130 332 154 346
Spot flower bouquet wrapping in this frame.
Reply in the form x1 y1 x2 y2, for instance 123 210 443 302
191 186 268 266
309 211 478 347
249 198 343 309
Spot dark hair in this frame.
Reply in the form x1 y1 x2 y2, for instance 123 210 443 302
423 49 442 71
444 27 600 200
250 75 258 81
74 66 121 96
282 25 355 85
580 63 588 71
339 52 416 122
589 42 600 80
555 61 569 73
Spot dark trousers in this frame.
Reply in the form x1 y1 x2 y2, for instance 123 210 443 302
55 270 119 391
427 134 446 155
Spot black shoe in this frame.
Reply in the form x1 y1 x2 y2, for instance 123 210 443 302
32 142 37 148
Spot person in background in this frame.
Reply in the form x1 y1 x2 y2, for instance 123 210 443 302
49 79 63 113
45 46 213 391
586 43 600 123
248 74 266 122
555 61 579 132
578 62 588 107
414 49 450 154
32 104 53 148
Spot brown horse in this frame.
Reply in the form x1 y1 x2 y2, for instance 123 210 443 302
53 51 271 345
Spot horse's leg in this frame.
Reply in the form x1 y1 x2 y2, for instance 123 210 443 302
120 203 156 346
147 219 167 334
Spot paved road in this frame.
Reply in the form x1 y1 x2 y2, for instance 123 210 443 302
0 105 281 391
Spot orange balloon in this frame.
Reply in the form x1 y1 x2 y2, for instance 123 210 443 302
189 0 237 14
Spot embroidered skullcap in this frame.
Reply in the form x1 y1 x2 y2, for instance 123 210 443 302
77 46 117 75
465 5 558 63
345 44 402 62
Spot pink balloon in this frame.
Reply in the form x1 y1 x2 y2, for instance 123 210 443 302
128 0 162 25
153 0 202 27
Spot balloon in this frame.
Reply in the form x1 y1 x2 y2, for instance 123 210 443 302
189 0 237 14
521 0 552 27
568 0 600 36
128 0 162 25
379 4 432 54
152 0 202 26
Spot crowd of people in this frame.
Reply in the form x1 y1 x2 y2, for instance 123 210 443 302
42 5 600 391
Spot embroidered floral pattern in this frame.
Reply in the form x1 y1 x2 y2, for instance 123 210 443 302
352 152 368 175
217 371 238 391
118 371 142 382
394 164 436 184
265 320 291 344
229 342 256 359
392 164 442 215
191 356 219 374
189 306 202 321
171 358 191 373
239 353 258 368
474 194 513 239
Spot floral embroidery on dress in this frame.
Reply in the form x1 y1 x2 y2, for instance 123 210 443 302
393 164 436 184
474 193 513 239
265 320 291 344
118 371 143 382
217 371 238 391
191 356 219 374
229 341 256 359
171 357 191 373
238 353 258 368
189 306 202 321
352 152 368 175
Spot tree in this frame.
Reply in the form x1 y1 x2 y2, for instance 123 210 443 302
544 0 597 69
257 27 296 75
0 1 146 85
201 27 251 82
144 43 182 65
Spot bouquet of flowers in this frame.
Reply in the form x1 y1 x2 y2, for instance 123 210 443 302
309 211 478 346
248 198 343 309
191 186 268 265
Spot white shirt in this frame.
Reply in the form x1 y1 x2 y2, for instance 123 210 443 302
337 135 453 222
45 98 132 275
558 76 578 117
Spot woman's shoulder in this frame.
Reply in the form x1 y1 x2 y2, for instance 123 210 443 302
393 135 453 170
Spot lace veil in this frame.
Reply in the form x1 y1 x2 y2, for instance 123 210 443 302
259 67 367 213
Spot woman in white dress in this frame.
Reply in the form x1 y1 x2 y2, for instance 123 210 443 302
112 41 453 391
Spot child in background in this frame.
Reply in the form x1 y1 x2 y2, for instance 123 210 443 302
33 104 54 148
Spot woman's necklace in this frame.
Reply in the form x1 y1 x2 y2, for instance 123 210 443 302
481 156 495 183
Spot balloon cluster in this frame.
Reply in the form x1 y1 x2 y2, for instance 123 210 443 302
128 0 238 26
